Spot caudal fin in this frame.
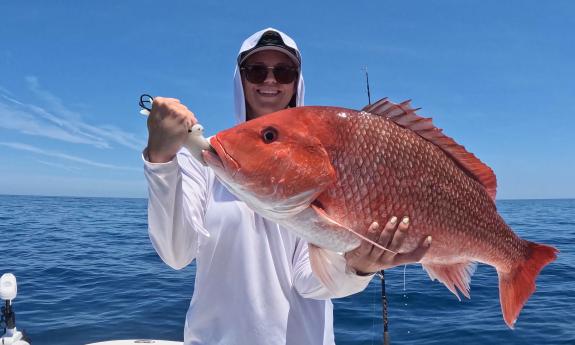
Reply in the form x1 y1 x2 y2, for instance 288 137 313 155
498 242 558 328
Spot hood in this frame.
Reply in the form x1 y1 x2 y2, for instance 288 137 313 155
233 27 305 124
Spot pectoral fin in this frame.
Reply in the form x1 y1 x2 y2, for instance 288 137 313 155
310 204 396 254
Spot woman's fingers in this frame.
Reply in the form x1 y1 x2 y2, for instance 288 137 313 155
359 222 380 257
388 216 409 252
377 216 399 248
391 235 432 266
368 217 398 259
146 96 197 163
345 215 433 275
344 221 380 265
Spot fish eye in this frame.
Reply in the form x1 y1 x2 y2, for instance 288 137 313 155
261 127 278 144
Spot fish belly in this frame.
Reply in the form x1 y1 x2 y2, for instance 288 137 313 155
280 206 360 253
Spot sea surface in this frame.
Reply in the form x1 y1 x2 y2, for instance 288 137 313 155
0 195 573 345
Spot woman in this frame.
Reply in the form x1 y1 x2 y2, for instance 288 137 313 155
143 28 429 345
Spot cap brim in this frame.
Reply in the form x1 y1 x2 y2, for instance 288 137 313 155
239 46 300 67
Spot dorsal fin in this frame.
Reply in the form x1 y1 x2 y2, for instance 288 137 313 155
361 98 497 200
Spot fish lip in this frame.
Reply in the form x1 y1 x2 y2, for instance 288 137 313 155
202 137 225 170
202 146 223 170
207 135 241 177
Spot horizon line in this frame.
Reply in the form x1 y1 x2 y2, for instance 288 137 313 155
0 193 573 202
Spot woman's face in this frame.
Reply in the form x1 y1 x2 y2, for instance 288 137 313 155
241 50 298 120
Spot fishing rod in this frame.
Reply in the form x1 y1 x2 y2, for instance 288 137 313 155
363 67 390 345
364 67 372 106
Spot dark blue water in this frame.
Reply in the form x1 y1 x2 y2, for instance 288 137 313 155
0 195 573 345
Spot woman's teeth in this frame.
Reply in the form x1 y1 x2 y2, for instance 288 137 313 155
257 89 280 96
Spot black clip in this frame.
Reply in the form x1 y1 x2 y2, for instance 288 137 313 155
139 94 154 112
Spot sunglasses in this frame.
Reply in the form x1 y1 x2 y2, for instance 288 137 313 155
241 64 299 84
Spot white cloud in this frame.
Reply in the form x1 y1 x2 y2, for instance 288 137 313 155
0 78 145 150
36 160 83 172
0 99 110 147
0 142 139 171
0 85 14 97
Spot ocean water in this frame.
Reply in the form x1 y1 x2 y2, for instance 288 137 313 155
0 195 573 345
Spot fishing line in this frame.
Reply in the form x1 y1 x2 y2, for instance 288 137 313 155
371 279 376 345
403 264 407 291
363 66 390 345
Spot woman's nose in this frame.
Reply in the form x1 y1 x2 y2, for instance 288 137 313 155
263 68 277 84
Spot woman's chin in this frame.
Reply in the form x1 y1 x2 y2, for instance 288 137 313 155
250 104 290 118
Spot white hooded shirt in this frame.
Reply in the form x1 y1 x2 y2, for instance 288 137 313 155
144 28 372 345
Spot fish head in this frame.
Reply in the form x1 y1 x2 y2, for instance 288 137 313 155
203 108 336 219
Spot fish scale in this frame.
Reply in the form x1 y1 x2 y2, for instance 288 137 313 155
324 112 497 261
204 99 558 328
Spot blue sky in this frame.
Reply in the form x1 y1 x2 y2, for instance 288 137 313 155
0 1 573 199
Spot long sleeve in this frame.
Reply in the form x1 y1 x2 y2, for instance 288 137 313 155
144 148 210 270
291 237 373 300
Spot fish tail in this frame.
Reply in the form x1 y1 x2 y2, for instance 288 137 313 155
498 241 558 329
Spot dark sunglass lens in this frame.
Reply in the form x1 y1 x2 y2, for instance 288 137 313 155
245 65 268 84
243 65 297 84
273 67 297 84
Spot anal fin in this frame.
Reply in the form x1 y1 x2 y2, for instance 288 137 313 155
422 261 478 301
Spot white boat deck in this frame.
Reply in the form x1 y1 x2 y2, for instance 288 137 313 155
86 340 183 345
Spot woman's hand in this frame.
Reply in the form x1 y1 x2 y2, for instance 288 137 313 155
344 216 432 275
146 97 198 163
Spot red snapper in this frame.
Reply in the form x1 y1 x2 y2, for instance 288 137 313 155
202 98 558 328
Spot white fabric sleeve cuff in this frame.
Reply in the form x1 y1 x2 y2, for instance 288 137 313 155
142 148 179 172
293 240 374 300
322 250 374 298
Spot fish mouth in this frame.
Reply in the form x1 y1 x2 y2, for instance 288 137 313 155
203 135 240 176
202 144 223 169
